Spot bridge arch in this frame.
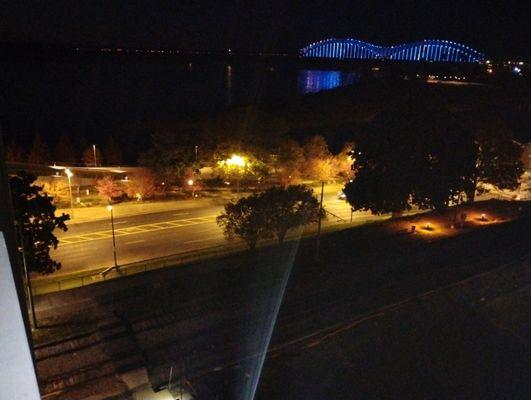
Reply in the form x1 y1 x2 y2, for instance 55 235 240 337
300 38 485 63
301 38 382 60
384 40 484 63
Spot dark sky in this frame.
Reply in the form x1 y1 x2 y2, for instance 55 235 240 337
2 0 530 58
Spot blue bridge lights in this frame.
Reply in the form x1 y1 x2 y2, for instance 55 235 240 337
301 39 485 63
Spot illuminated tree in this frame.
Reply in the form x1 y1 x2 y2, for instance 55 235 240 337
10 172 69 274
96 176 122 201
215 153 268 187
333 142 355 179
275 140 305 185
303 135 334 181
37 178 71 207
125 169 156 200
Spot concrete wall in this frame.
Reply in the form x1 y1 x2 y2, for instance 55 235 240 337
0 233 41 399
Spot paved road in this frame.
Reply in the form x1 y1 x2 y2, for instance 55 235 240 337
52 188 372 273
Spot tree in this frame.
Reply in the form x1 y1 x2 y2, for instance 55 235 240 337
4 141 26 162
125 169 156 200
344 108 477 214
275 140 305 185
333 142 355 179
96 176 122 202
465 117 524 201
9 172 69 274
303 135 334 181
36 178 71 207
217 194 271 249
27 134 51 165
103 135 123 165
204 106 289 159
83 146 104 167
138 128 199 184
262 185 323 243
216 184 323 248
54 133 78 164
215 152 268 185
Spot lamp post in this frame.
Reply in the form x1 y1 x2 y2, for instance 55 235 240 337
107 205 118 268
225 154 246 196
92 144 97 167
65 168 74 219
314 180 325 261
187 178 195 198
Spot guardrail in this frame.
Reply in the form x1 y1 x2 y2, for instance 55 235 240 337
31 241 249 296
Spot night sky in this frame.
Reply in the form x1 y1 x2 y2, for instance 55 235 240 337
2 0 530 59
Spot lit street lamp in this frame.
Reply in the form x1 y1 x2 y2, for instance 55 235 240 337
65 168 74 219
224 154 246 195
187 178 195 198
107 205 118 268
92 144 97 167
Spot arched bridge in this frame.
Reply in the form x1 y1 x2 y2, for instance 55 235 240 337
301 39 485 63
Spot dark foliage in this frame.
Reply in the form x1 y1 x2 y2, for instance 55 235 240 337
217 185 323 248
10 172 69 274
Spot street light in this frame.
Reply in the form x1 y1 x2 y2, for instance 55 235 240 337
65 168 74 219
107 205 118 268
224 154 246 195
187 179 195 198
92 144 97 167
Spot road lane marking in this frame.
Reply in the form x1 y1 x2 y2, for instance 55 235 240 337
58 214 218 246
183 238 217 244
125 240 146 245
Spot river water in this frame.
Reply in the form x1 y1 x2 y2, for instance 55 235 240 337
1 59 360 148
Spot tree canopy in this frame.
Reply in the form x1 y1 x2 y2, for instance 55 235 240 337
125 169 156 200
217 195 271 249
261 185 323 243
217 185 323 248
10 172 69 274
344 106 524 215
96 176 122 201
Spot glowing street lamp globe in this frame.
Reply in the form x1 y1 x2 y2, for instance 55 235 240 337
226 154 246 167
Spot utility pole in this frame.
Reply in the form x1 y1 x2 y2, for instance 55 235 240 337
17 224 37 328
65 168 74 219
108 205 118 268
314 180 324 262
